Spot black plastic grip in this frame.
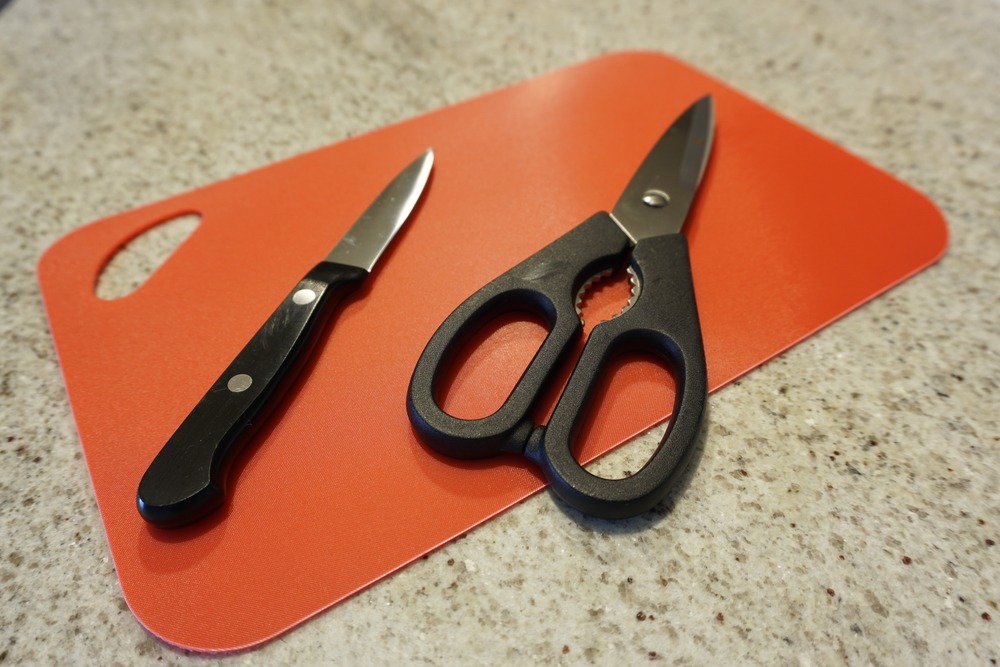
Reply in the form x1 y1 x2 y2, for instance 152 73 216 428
137 261 368 528
407 213 632 458
525 233 707 518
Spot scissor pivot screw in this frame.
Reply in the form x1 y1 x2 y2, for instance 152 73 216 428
642 189 670 208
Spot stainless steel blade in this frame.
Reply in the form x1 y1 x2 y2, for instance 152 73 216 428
610 96 714 242
326 148 434 271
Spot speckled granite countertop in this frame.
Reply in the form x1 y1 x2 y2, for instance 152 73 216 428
2 1 998 664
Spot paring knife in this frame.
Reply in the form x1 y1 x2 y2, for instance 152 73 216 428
137 149 434 528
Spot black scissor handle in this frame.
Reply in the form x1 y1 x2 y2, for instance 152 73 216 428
407 213 632 458
525 233 707 518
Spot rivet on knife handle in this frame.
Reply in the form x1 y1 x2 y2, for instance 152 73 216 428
137 149 434 528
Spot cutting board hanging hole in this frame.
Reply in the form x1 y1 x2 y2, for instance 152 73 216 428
95 212 201 300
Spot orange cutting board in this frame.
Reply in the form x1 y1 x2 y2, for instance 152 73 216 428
37 52 947 652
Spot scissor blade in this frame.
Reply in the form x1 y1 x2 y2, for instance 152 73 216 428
610 96 714 242
326 148 434 271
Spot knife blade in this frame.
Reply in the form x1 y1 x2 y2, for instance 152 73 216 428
137 148 434 528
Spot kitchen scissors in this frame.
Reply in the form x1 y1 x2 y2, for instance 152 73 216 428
407 96 714 519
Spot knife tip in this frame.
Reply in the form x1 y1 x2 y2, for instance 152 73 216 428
411 147 435 182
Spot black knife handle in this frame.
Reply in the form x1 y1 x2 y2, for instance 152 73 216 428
136 261 368 528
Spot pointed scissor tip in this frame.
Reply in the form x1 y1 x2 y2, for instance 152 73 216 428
688 95 715 126
690 94 714 108
689 96 715 186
